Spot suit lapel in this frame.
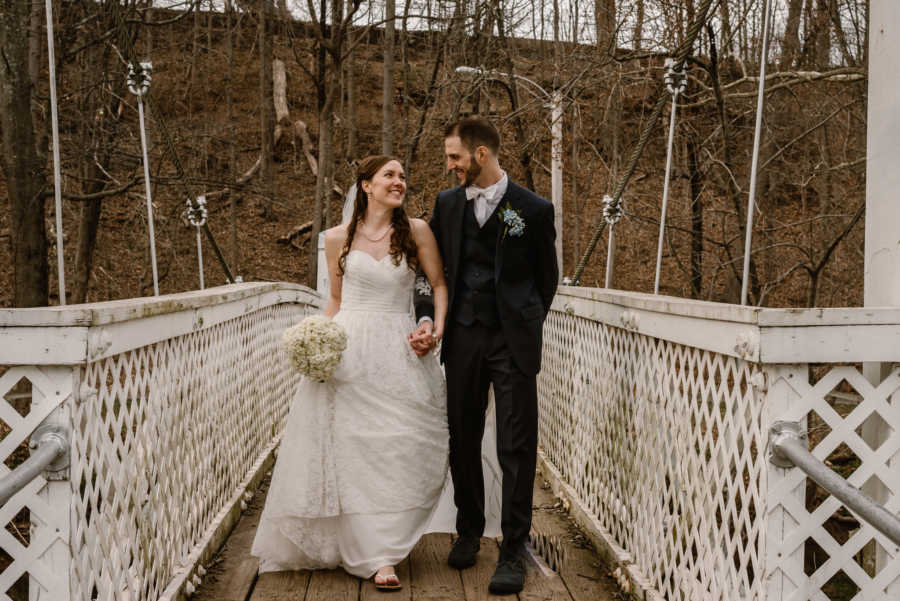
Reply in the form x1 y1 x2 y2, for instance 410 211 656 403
448 187 467 290
494 181 519 282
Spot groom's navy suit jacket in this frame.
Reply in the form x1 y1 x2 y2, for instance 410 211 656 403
415 181 559 376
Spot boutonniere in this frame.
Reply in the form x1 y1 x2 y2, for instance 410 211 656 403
499 202 526 240
414 274 433 296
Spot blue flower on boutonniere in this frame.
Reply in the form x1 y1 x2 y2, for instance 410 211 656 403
499 202 526 240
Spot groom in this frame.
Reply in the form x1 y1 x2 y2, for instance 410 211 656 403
411 116 558 594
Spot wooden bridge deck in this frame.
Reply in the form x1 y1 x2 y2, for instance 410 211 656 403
195 470 622 601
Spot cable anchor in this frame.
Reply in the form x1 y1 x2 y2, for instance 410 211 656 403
127 62 153 97
664 58 687 97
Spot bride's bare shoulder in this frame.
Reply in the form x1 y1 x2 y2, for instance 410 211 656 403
324 224 349 253
409 218 433 237
324 224 349 243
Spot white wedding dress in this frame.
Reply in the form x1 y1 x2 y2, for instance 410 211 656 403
252 250 501 578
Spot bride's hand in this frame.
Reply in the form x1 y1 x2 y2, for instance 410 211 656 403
408 321 435 356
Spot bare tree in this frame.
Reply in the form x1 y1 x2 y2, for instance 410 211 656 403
304 0 363 283
259 0 276 218
781 0 804 68
595 0 615 53
1 0 49 307
382 0 396 154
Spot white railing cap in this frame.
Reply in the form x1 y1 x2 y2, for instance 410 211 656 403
555 286 900 363
0 283 321 365
0 283 318 327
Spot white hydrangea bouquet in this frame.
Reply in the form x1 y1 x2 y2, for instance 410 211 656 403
282 315 348 382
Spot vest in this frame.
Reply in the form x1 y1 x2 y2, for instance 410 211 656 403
454 200 500 327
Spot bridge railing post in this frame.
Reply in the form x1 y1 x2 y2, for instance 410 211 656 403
0 364 76 601
762 365 808 601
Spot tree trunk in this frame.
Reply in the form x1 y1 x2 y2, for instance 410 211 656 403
1 0 49 307
718 0 733 57
781 0 803 69
226 0 239 274
346 25 357 157
633 0 644 50
192 0 200 100
814 0 832 68
382 0 395 154
28 0 40 87
259 0 275 218
595 0 615 54
400 0 412 159
494 1 536 191
72 200 102 303
688 136 703 298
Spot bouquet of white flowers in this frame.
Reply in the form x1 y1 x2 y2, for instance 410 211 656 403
282 315 348 381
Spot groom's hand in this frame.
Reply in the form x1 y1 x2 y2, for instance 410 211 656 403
408 320 435 357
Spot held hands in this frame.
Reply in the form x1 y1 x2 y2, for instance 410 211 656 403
408 320 441 357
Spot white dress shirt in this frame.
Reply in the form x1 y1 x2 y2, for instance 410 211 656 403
466 171 508 227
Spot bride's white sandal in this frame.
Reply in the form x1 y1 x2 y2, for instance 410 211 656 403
373 568 402 591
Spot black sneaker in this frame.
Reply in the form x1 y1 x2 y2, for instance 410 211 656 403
447 535 481 569
488 554 526 594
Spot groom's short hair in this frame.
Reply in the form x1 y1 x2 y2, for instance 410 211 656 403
444 117 501 155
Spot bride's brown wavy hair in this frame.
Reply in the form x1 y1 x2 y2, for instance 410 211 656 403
338 155 418 276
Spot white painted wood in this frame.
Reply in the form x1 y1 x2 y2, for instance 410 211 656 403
555 289 900 363
864 5 900 590
0 327 88 365
0 286 322 365
538 307 767 601
865 0 900 310
0 289 322 601
557 294 762 361
0 282 319 327
0 367 75 601
763 365 807 601
760 324 900 363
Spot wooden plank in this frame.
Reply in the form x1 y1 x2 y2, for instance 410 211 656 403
306 568 360 601
360 557 411 601
530 481 617 601
409 533 465 601
218 556 260 601
459 537 512 601
518 546 572 601
249 570 310 601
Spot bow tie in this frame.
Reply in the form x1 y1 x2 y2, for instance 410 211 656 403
465 187 489 202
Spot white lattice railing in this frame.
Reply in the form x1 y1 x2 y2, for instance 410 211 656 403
0 283 320 601
538 287 900 601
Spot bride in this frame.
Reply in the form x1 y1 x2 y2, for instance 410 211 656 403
252 155 454 590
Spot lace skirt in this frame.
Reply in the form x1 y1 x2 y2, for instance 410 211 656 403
251 310 449 578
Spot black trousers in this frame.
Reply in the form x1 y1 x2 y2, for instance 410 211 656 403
444 321 538 558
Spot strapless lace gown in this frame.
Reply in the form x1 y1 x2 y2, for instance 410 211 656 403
251 250 501 578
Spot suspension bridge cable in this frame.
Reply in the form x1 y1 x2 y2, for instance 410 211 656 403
112 2 236 284
571 0 718 285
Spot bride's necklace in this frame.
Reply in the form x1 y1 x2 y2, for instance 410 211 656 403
358 222 393 243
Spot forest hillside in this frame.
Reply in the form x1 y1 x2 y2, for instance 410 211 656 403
0 0 868 309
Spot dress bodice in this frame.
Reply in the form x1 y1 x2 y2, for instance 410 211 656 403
339 250 414 313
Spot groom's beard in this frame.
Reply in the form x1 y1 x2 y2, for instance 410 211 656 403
463 161 482 186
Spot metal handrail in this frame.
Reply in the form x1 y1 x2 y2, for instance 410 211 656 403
0 425 69 506
769 421 900 547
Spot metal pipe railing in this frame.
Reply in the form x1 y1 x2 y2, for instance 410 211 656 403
769 421 900 547
0 426 69 506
